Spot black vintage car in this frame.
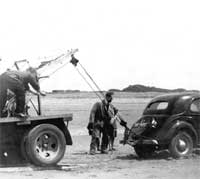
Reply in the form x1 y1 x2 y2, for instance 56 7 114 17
122 92 200 158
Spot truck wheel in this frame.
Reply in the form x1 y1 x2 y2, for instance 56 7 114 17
26 124 66 166
169 131 193 158
134 145 155 158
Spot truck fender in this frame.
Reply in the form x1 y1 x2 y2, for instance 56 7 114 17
62 126 73 145
165 120 198 144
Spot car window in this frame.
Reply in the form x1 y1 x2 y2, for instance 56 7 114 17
190 99 200 112
147 102 168 110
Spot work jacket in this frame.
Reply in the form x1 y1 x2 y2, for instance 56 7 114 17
89 100 117 127
3 70 40 92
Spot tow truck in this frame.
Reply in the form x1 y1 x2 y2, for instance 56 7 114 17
0 48 127 166
0 50 78 166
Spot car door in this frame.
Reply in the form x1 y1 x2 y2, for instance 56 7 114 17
189 98 200 145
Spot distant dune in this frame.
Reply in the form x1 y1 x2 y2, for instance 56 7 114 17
52 89 80 93
109 84 199 93
50 84 199 93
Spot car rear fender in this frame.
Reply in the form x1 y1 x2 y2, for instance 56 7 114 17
164 120 198 145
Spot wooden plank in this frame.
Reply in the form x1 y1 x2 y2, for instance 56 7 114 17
0 113 73 123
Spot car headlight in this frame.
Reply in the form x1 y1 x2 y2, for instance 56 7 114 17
151 118 157 128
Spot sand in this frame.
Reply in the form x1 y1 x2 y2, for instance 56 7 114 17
1 92 200 179
0 134 200 179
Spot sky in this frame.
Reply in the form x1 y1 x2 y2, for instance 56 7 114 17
0 0 200 92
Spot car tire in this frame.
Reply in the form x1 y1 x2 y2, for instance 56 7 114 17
169 131 193 158
134 145 155 158
25 124 66 166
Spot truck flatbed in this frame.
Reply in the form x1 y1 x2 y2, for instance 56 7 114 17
0 113 73 124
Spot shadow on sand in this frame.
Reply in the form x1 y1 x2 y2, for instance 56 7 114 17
0 164 80 172
116 149 200 161
116 150 172 161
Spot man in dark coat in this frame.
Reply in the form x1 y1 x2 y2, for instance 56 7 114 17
87 91 118 155
0 67 44 117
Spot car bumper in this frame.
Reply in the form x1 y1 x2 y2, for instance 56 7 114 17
121 138 159 146
138 139 158 145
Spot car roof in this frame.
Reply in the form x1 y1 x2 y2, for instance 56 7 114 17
150 92 200 103
143 92 200 115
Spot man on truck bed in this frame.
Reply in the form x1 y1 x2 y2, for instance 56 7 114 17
0 67 44 117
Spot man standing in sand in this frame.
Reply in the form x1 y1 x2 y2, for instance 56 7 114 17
87 91 118 155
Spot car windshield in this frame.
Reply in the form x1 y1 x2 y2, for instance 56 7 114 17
147 101 169 111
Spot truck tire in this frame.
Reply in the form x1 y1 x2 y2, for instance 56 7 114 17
26 124 66 166
169 131 193 158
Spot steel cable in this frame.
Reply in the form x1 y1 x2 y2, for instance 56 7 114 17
74 66 103 101
78 62 105 98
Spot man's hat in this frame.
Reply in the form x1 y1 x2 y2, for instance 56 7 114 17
105 91 114 98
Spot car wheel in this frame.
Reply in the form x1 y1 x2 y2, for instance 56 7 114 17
26 124 66 166
134 145 155 158
169 131 193 158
